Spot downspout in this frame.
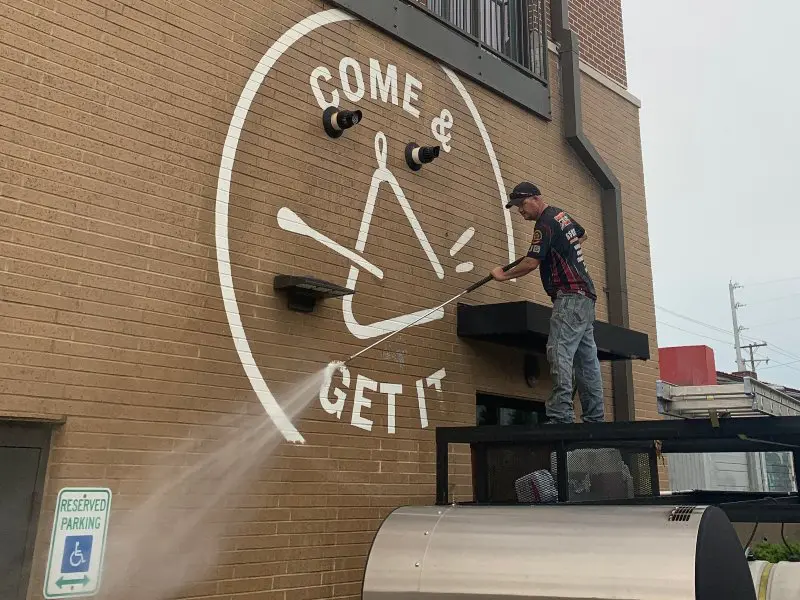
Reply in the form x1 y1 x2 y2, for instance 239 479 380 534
551 0 636 421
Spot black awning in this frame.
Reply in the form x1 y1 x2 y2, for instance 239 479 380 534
456 300 650 361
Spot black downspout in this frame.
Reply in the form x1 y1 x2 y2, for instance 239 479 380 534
551 0 636 422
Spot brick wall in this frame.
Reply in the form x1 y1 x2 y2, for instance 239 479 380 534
568 0 628 86
579 74 657 419
410 0 629 87
0 0 653 599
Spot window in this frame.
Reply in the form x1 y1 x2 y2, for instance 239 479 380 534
476 392 546 426
425 0 547 80
328 0 551 119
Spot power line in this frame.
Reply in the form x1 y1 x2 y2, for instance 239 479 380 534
732 284 800 361
655 305 732 336
742 291 800 306
760 357 800 372
655 319 793 374
657 316 800 378
735 307 800 363
740 332 800 363
744 275 800 286
655 320 731 346
733 334 800 364
756 343 800 364
747 315 800 329
656 304 800 364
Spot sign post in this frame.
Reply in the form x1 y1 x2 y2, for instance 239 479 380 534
43 487 112 599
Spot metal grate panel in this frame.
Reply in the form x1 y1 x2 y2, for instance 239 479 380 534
551 448 655 502
482 444 658 503
483 444 554 503
668 505 697 522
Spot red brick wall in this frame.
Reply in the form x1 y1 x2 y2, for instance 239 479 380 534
568 0 627 86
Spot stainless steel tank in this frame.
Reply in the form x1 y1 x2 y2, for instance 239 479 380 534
362 504 755 600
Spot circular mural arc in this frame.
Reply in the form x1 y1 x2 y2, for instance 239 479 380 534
214 8 516 444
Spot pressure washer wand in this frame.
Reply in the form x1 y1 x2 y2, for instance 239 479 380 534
343 257 524 366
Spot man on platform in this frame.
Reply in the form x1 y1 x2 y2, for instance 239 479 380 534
491 182 604 424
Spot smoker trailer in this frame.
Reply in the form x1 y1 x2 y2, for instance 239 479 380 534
363 503 754 600
361 414 800 600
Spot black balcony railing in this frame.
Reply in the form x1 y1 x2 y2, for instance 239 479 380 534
419 0 548 81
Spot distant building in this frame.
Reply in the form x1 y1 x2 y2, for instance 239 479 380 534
659 345 797 493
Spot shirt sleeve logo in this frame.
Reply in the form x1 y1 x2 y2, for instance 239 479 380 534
555 211 573 230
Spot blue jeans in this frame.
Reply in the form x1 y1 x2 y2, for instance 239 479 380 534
545 291 605 423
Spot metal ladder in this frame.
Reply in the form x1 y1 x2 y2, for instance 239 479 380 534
657 377 800 420
657 377 800 493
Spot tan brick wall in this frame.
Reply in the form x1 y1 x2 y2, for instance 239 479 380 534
0 0 655 598
579 74 658 420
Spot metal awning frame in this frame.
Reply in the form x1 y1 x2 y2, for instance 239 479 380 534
456 300 651 362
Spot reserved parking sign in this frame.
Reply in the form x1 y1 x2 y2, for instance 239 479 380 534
43 488 112 599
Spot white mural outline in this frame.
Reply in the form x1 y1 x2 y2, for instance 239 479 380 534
431 108 454 152
450 227 475 274
276 206 384 279
441 65 516 269
215 8 515 443
341 131 445 340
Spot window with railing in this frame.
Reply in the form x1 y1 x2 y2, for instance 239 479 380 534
416 0 548 81
327 0 551 118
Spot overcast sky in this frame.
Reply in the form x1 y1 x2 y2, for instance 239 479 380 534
621 0 800 389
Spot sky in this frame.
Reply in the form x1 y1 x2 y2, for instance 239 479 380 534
621 0 800 389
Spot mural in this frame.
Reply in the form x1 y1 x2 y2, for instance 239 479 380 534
341 130 446 339
320 363 447 433
214 9 516 443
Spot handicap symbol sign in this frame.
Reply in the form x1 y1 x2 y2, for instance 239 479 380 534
60 535 93 574
44 487 111 598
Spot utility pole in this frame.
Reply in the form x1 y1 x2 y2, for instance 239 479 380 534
729 281 746 371
742 341 769 374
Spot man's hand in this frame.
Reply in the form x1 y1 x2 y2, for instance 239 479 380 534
491 257 541 282
491 266 507 281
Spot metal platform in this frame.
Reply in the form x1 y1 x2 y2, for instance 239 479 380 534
657 377 800 419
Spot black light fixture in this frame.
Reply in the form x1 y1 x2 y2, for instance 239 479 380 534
405 142 440 171
273 274 355 313
524 353 541 388
323 106 363 138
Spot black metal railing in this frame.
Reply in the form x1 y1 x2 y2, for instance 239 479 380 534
416 0 548 81
434 417 800 524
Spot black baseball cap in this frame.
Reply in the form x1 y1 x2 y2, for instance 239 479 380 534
506 182 542 208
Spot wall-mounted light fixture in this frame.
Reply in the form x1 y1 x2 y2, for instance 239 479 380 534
405 142 440 171
274 274 355 313
323 106 363 139
524 353 541 388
